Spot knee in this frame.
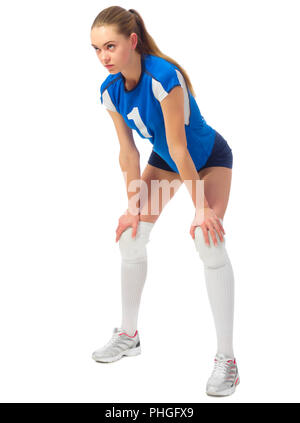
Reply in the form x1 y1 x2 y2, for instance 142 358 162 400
119 221 154 264
194 226 229 269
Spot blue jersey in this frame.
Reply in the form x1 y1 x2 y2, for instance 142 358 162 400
100 54 216 172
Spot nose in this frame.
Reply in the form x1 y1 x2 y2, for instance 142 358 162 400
101 53 110 64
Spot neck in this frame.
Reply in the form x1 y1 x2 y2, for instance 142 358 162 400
121 53 142 90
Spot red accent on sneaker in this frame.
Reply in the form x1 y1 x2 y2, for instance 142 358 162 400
118 330 138 338
235 377 239 385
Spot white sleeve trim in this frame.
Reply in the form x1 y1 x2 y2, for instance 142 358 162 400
102 89 117 112
152 70 190 125
152 78 169 102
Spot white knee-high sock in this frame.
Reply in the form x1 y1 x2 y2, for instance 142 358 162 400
204 260 235 358
203 220 235 358
120 222 154 336
121 261 147 336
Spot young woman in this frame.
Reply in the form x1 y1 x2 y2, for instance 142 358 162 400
90 6 240 397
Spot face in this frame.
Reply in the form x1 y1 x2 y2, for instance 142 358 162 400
90 25 137 74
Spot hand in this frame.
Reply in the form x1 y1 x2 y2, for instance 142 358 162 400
115 209 140 242
189 208 225 246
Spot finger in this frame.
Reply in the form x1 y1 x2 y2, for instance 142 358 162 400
214 220 224 242
116 227 125 243
217 229 224 242
190 226 195 239
218 220 226 239
217 219 225 234
202 225 210 246
132 224 137 238
217 219 225 236
208 223 218 246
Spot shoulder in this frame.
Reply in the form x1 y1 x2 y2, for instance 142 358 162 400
100 73 121 112
145 55 186 102
100 73 120 95
145 54 177 75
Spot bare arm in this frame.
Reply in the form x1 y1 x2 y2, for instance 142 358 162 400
160 86 210 211
107 109 141 215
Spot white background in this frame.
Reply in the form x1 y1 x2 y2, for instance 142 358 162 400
0 0 299 403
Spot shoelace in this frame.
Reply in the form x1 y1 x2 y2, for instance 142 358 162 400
211 359 231 378
103 331 121 348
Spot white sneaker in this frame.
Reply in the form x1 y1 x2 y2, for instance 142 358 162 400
92 327 141 363
206 354 240 396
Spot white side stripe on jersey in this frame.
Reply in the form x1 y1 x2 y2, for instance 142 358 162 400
102 89 117 112
151 69 190 126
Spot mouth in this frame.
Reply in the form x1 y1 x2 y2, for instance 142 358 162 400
105 65 114 68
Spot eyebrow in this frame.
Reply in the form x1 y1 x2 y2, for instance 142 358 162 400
91 41 116 49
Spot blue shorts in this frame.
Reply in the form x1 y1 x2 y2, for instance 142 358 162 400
148 130 233 173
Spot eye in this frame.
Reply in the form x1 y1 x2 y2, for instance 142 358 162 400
94 44 115 52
